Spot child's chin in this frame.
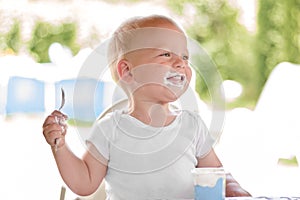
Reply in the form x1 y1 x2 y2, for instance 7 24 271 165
169 84 188 95
164 87 187 102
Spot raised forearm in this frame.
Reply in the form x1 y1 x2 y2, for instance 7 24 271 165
52 145 95 196
43 111 104 195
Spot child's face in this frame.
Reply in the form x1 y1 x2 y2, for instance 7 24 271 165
118 23 192 103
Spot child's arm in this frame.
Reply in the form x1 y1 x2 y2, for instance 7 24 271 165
43 110 107 196
197 149 251 197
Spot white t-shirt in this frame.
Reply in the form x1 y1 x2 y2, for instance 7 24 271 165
87 109 214 200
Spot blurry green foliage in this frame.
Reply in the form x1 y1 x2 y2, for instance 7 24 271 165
6 20 21 53
1 0 300 109
167 0 258 108
256 0 300 96
0 20 21 53
28 22 80 62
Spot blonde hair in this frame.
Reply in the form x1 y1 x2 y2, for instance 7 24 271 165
107 15 183 82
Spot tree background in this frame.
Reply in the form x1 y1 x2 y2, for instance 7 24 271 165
1 0 299 109
166 0 300 109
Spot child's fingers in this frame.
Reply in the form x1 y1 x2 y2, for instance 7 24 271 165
46 130 65 148
44 129 63 146
42 111 68 148
43 122 62 135
61 124 68 136
51 110 68 120
43 115 68 133
42 111 68 126
43 123 65 146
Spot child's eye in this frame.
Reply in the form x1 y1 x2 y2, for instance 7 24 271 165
182 55 189 60
160 52 171 57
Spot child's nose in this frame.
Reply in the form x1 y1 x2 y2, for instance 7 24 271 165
172 54 186 70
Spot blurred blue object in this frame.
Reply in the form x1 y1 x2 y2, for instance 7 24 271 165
0 85 5 115
6 76 45 114
55 78 113 122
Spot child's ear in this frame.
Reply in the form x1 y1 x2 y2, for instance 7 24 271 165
117 59 133 82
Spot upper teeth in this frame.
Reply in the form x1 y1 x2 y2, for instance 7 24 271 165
164 71 186 88
168 75 181 79
167 72 183 79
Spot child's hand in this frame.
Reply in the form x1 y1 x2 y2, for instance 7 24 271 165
42 110 68 151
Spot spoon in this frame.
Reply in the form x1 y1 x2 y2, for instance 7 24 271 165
58 87 65 111
55 87 65 152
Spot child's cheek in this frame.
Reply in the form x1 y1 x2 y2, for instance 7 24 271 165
130 64 189 96
131 63 169 85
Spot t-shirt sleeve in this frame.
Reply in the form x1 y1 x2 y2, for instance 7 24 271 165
194 114 215 158
86 120 110 160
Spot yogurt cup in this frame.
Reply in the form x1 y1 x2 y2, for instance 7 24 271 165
191 167 226 200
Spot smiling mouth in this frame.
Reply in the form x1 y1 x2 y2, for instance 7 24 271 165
164 71 186 88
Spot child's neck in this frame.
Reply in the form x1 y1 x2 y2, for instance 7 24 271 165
128 101 176 127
